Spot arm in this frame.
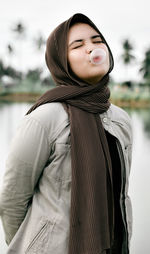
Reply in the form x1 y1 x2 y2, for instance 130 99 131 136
0 115 50 244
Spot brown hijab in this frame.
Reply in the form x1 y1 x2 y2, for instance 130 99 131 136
27 13 114 254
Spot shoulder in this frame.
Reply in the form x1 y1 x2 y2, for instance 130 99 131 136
109 103 132 129
24 102 69 142
107 104 133 145
27 102 68 124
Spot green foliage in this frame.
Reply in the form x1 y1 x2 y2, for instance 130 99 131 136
26 68 42 82
111 86 150 102
0 60 5 79
139 48 150 83
121 39 135 65
0 60 22 80
41 76 55 87
0 19 150 104
0 75 55 96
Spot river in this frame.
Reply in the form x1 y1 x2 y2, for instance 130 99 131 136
0 103 150 253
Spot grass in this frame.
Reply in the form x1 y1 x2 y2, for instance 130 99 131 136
110 86 150 108
0 78 54 102
0 79 150 108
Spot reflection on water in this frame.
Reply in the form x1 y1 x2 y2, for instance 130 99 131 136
128 109 150 254
0 103 150 254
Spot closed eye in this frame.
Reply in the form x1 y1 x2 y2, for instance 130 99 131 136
72 44 82 49
93 40 105 44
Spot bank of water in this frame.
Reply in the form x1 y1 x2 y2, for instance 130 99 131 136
0 103 150 254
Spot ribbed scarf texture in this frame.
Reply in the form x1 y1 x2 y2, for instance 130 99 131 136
27 13 115 254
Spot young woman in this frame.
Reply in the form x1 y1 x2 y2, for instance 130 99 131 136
0 13 133 254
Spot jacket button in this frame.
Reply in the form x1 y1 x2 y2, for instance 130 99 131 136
103 117 108 123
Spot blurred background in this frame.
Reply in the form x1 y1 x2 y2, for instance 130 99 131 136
0 0 150 253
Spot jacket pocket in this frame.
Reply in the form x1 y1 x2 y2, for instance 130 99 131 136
25 217 55 254
45 142 71 182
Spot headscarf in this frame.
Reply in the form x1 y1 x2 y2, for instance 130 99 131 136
27 13 114 254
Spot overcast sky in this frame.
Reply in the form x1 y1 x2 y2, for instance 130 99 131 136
0 0 150 82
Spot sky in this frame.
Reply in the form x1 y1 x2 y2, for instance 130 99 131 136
0 0 150 82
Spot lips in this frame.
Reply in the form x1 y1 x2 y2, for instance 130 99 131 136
90 48 107 65
92 56 102 63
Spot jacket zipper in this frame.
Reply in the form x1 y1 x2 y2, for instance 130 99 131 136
25 221 49 253
116 139 129 254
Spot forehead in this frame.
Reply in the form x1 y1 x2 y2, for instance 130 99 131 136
68 23 100 42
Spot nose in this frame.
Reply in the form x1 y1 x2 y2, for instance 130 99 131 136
85 43 96 54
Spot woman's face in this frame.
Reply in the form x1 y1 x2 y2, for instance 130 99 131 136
67 23 110 85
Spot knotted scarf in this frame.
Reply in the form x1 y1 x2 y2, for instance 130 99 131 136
27 13 114 254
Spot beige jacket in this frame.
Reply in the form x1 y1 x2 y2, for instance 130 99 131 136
0 102 133 254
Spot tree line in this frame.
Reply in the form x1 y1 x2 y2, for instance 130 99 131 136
0 21 150 89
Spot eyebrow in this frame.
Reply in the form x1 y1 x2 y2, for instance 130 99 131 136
68 35 102 48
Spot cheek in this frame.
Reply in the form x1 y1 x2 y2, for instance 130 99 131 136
68 51 82 65
68 51 85 73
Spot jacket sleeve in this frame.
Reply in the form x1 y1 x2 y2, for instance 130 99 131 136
127 114 133 174
0 115 50 244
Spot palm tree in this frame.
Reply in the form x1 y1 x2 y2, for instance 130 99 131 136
139 48 150 89
12 22 26 38
7 44 14 55
11 22 26 73
0 60 5 80
34 34 46 51
33 34 46 77
121 39 135 85
7 43 14 67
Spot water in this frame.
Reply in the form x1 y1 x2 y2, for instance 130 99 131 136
0 103 31 253
0 103 150 253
